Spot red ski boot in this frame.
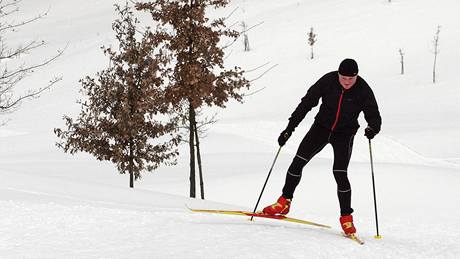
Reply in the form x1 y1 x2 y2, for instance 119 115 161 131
340 215 357 235
262 196 291 215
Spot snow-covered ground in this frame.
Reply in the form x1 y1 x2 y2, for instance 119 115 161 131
1 0 459 258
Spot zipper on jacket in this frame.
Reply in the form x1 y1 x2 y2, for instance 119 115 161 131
331 89 345 131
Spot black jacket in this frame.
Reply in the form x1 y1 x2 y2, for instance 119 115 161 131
287 71 382 135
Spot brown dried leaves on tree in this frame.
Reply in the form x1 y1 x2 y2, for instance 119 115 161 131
55 4 180 187
136 0 250 110
136 0 250 197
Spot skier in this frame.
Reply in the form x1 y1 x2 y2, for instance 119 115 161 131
262 58 382 236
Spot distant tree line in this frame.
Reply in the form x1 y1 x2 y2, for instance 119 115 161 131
306 25 442 84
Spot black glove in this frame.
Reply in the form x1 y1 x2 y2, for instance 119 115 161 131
364 126 376 139
278 129 292 146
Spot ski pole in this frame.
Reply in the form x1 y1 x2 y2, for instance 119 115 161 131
368 139 382 239
250 146 282 221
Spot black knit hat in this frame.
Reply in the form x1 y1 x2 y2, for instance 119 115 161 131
338 58 358 76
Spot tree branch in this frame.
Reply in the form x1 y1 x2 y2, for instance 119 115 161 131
222 21 264 49
0 6 49 33
0 76 61 110
1 46 65 81
245 61 270 73
248 63 278 82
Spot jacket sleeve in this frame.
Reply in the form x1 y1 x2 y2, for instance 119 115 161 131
286 76 324 132
362 87 382 134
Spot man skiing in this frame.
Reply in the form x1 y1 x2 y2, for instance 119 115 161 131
262 58 382 236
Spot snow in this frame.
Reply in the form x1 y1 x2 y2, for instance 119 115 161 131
1 0 460 258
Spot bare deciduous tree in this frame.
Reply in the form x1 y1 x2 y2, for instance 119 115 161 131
241 21 250 51
308 27 317 60
0 0 62 114
399 48 404 75
432 25 441 84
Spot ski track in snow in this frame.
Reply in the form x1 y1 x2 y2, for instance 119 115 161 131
1 198 459 259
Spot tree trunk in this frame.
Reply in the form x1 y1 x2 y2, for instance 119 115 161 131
400 56 404 75
129 140 134 188
188 100 196 198
129 170 134 188
194 121 205 199
401 59 404 75
187 0 197 198
432 26 440 84
244 34 250 52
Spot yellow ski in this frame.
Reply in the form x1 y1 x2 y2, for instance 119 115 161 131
188 208 331 229
344 233 365 245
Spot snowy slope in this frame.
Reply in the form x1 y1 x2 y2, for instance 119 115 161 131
1 0 460 258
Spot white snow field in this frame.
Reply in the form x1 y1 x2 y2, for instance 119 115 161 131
1 0 460 258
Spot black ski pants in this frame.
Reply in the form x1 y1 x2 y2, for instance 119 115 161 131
282 123 355 216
